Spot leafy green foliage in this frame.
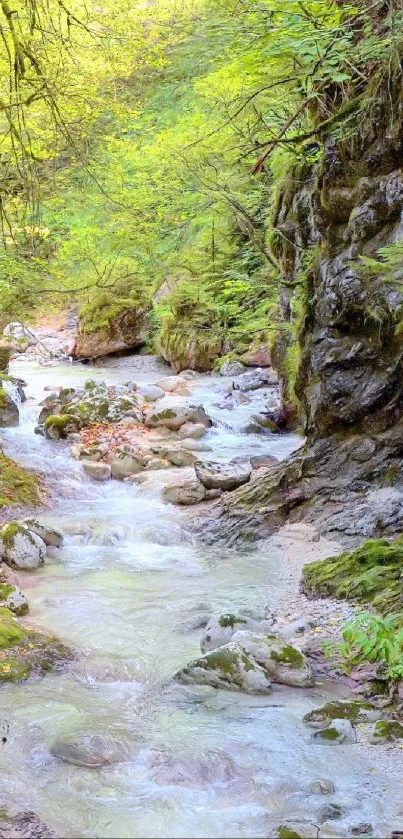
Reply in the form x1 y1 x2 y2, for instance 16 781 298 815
328 612 403 682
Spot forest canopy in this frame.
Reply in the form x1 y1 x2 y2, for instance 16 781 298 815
0 0 400 363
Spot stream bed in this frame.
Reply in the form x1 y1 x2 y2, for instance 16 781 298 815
0 355 402 838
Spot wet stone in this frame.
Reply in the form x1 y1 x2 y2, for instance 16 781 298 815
50 732 129 767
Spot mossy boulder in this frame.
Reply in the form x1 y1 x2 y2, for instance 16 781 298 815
369 719 403 744
44 414 79 440
175 641 272 694
0 386 19 427
303 700 382 728
73 303 149 359
0 522 46 570
232 630 314 687
0 455 40 509
39 381 142 437
301 538 403 618
0 607 74 684
0 576 28 616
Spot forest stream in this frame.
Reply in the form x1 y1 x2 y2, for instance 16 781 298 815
0 354 402 838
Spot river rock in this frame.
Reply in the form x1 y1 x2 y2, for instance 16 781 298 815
312 719 357 744
50 732 129 767
307 779 336 795
0 524 46 570
73 306 148 359
83 461 111 481
150 445 197 468
250 454 279 470
241 342 271 368
200 614 274 653
317 803 343 823
155 376 190 395
145 401 212 431
162 480 207 505
21 520 63 548
232 368 277 392
0 581 28 616
303 700 382 728
176 642 272 694
231 631 314 687
137 384 165 402
178 422 207 439
219 360 246 377
109 445 145 479
0 388 19 427
369 719 403 744
350 824 373 836
179 438 212 452
194 460 252 491
0 809 56 839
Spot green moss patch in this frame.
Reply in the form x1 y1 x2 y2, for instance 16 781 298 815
304 700 374 726
302 538 403 619
0 454 40 509
371 720 403 743
270 644 304 668
0 607 74 685
218 614 247 629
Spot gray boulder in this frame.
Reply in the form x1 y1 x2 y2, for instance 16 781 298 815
137 384 165 402
21 519 63 548
83 461 111 482
232 368 277 392
178 422 207 439
1 523 46 570
145 401 212 431
50 732 129 767
0 388 19 427
194 460 251 491
219 360 246 377
162 480 207 505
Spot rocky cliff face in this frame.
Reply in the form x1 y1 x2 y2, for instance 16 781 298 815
214 67 403 545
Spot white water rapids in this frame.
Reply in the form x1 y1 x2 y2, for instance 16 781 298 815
0 355 402 838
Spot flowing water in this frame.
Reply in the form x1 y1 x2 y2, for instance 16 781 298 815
0 356 402 837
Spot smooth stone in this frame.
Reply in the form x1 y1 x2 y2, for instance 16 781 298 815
162 480 207 505
317 803 343 824
178 422 207 439
82 461 111 481
307 778 336 795
219 360 246 377
21 519 63 548
50 733 129 767
137 384 165 402
194 460 252 491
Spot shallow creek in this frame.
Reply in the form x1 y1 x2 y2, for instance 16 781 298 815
0 355 402 838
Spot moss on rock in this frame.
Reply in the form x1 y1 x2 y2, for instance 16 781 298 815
301 538 403 618
304 700 378 727
0 455 40 509
0 607 74 684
